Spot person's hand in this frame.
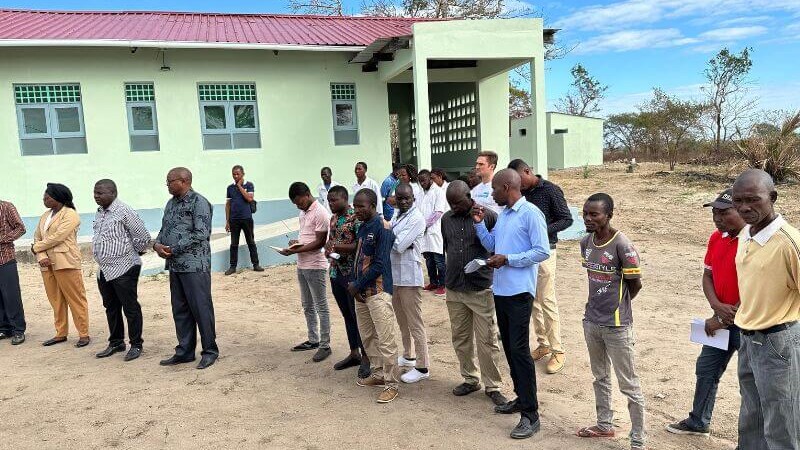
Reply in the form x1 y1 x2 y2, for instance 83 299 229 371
347 282 359 297
471 205 485 223
225 222 230 233
38 257 51 268
486 254 507 268
153 243 172 259
288 239 299 246
705 317 725 337
236 178 243 187
712 302 737 324
278 248 293 256
354 293 365 303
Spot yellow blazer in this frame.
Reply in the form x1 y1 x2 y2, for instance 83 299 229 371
32 207 82 271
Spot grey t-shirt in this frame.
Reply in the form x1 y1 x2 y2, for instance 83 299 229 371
580 231 642 327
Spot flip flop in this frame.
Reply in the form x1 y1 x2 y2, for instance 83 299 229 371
577 426 615 438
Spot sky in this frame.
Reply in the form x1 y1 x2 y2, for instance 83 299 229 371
2 0 798 117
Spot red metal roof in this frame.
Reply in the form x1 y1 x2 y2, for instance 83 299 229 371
0 9 434 47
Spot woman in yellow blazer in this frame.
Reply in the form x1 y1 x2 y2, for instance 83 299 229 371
32 183 90 347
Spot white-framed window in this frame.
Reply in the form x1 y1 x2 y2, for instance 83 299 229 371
198 83 260 150
331 83 359 145
14 84 87 155
125 83 160 152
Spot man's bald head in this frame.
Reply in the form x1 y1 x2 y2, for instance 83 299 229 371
446 180 473 215
732 168 778 228
167 167 193 197
168 167 193 183
492 168 521 190
733 169 775 193
490 168 522 207
395 182 413 197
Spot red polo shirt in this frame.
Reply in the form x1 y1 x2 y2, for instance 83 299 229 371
704 230 740 306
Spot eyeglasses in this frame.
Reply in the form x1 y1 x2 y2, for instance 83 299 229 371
166 178 182 186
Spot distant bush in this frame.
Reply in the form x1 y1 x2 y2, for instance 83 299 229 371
733 111 800 183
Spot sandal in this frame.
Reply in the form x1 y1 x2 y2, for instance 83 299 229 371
577 425 615 438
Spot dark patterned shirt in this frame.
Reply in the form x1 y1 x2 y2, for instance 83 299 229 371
93 199 152 281
0 201 26 265
353 214 394 297
328 207 360 280
156 190 213 273
521 176 573 248
441 203 497 291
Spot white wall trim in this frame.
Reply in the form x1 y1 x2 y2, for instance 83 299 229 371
0 39 366 52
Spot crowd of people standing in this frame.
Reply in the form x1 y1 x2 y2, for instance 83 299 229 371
0 150 797 448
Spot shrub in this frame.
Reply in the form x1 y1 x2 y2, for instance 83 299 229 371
733 111 800 183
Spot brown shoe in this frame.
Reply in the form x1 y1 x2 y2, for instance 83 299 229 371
531 345 551 361
377 386 398 403
546 353 565 374
75 337 91 348
357 375 386 387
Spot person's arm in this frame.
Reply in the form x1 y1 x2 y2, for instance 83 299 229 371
425 211 444 228
32 210 79 253
548 185 574 235
353 226 392 291
474 219 495 252
620 237 643 300
170 199 212 255
505 208 550 267
0 203 26 243
238 183 254 203
392 215 425 252
123 207 153 254
626 278 643 300
225 200 231 232
290 230 328 254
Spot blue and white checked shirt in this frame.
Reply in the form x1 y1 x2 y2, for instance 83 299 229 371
92 199 152 281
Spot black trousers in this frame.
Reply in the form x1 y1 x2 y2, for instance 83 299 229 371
169 271 219 358
0 260 26 334
229 218 259 268
98 265 144 347
494 292 539 421
330 275 365 353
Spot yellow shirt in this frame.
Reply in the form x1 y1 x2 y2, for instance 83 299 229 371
735 216 800 330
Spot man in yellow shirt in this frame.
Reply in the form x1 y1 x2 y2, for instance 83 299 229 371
732 169 800 450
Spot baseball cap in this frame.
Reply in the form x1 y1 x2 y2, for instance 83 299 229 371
703 188 734 209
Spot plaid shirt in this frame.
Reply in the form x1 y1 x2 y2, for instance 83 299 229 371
328 207 359 280
0 201 26 265
92 199 152 281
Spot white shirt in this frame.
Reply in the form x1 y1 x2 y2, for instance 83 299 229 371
439 181 450 194
390 206 426 287
353 177 383 214
43 210 56 231
316 180 340 213
419 184 447 253
471 181 502 213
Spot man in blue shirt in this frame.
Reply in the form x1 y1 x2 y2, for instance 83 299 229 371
380 163 400 220
473 168 550 440
225 165 262 275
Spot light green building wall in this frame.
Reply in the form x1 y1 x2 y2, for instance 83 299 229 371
0 47 394 217
510 112 603 170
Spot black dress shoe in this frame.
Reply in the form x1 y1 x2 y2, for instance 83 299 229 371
510 416 541 439
159 355 196 366
291 341 319 352
495 399 522 414
486 390 509 406
357 360 372 379
96 344 126 358
75 337 91 348
312 347 332 362
197 355 218 369
224 267 236 276
253 265 265 272
453 382 481 396
333 355 361 370
0 332 10 340
11 333 25 345
42 337 67 346
124 347 142 362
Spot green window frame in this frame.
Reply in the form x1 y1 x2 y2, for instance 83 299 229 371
125 83 160 152
330 83 359 146
198 83 260 150
14 84 87 156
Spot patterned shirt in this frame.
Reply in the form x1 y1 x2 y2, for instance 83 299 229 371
580 231 642 327
353 214 395 297
442 203 497 291
156 190 213 273
0 201 26 265
521 176 574 247
328 206 359 280
93 199 152 281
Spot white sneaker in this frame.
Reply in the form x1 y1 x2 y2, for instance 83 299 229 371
397 356 416 367
401 368 430 384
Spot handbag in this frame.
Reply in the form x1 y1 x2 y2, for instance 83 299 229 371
250 200 257 214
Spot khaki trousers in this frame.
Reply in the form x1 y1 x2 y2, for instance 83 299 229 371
533 248 564 353
392 286 430 369
355 291 399 387
42 268 89 338
446 289 503 392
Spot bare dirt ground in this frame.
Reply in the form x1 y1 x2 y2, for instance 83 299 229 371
3 163 796 449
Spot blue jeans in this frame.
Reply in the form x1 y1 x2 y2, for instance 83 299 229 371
423 252 446 287
685 325 740 429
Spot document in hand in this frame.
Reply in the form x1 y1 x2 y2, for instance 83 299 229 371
464 259 487 274
690 318 729 351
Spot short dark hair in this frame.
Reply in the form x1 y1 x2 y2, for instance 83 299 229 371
321 166 332 174
507 159 529 171
232 165 244 173
356 161 368 171
288 182 311 199
392 162 401 171
418 169 431 177
477 151 498 168
355 188 377 207
328 185 348 200
94 179 117 194
587 193 614 215
431 168 448 181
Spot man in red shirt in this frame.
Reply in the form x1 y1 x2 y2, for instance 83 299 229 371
667 189 745 436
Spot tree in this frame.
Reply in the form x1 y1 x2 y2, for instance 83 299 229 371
361 0 504 18
555 64 608 117
639 89 706 171
509 82 532 119
701 47 754 154
604 112 646 157
288 0 344 15
734 111 800 183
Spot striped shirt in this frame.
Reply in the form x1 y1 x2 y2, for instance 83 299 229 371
0 201 26 265
92 199 152 281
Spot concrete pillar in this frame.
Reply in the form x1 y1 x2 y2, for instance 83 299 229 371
412 53 432 171
530 57 548 177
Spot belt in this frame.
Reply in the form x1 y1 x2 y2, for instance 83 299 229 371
741 321 797 336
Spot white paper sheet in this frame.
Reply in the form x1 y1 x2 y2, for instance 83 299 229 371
690 318 729 351
464 259 487 274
